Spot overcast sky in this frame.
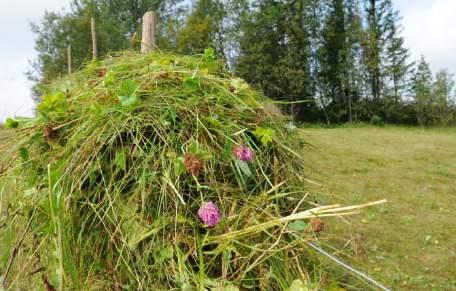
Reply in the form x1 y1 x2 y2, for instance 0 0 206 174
1 0 456 122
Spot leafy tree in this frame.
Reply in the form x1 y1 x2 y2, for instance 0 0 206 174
27 9 99 101
176 0 225 55
320 0 348 121
362 0 390 101
432 69 455 125
280 0 315 118
343 0 364 122
412 56 433 125
237 0 319 120
221 0 250 69
236 0 286 100
383 1 412 103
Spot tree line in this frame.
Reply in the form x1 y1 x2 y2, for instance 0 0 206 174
28 0 456 126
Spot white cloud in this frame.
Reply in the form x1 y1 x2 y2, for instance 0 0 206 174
398 0 456 74
0 0 71 122
0 56 34 119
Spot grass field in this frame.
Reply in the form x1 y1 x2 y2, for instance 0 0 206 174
303 126 456 290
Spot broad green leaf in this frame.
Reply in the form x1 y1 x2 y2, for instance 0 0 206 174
183 76 200 91
37 92 68 119
118 79 140 107
5 118 19 128
187 138 212 160
198 149 212 160
119 79 139 97
252 126 275 145
188 138 199 154
174 156 186 176
288 220 307 232
118 95 139 107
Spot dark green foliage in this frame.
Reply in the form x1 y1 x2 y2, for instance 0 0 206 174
412 58 456 126
176 0 225 55
27 0 456 126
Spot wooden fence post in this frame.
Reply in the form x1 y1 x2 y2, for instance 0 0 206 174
141 11 156 53
91 17 98 60
67 44 72 75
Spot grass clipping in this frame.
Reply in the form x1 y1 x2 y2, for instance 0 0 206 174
0 51 384 290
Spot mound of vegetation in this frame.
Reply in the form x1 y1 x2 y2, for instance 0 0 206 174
0 50 380 290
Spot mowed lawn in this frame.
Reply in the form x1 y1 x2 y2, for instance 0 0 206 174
302 126 456 290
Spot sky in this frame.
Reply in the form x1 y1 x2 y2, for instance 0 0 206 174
1 0 456 122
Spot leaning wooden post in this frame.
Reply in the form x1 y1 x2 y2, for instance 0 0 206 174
91 17 98 60
67 44 72 75
141 11 156 53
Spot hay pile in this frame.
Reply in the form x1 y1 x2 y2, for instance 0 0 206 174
0 50 381 290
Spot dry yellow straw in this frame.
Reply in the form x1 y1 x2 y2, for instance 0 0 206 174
212 199 387 241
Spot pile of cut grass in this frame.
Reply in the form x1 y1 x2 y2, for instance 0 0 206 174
0 51 381 290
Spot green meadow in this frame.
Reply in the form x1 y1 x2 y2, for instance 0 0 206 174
303 125 456 290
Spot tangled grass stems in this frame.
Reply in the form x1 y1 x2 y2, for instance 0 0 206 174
0 50 385 290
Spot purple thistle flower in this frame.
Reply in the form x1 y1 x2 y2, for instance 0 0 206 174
198 201 221 227
233 145 254 162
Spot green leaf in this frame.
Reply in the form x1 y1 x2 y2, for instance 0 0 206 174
118 95 139 107
119 79 139 97
198 149 212 161
252 127 275 145
19 147 29 161
236 160 252 177
174 157 186 176
183 76 200 91
187 138 212 160
288 220 307 232
230 78 249 94
5 118 19 128
188 138 199 154
115 149 127 171
37 92 68 119
118 79 140 107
